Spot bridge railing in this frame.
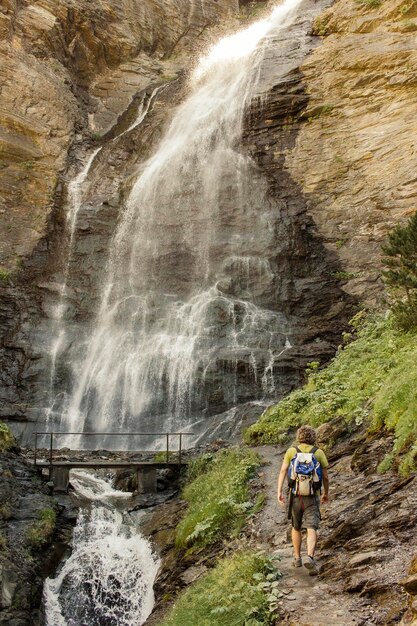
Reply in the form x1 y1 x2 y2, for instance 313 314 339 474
33 431 194 467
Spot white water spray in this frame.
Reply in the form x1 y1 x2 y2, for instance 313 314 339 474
47 88 162 420
62 0 303 437
43 471 160 626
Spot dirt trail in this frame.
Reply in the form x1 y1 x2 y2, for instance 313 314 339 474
252 445 391 626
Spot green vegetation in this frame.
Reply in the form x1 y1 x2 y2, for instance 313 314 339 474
176 449 262 550
159 551 282 626
0 504 12 520
245 313 417 475
15 256 24 270
0 421 15 452
25 508 56 550
331 270 361 280
382 210 417 330
307 103 335 123
0 268 10 285
400 18 417 31
356 0 383 8
160 74 178 82
312 16 331 36
335 237 348 248
399 1 415 15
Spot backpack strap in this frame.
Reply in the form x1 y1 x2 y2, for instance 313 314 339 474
310 446 318 455
294 446 301 453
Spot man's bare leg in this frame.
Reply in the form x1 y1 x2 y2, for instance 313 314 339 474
306 528 317 557
292 528 302 558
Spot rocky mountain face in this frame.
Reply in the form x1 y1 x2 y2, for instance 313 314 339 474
287 0 417 306
0 0 416 438
0 0 237 270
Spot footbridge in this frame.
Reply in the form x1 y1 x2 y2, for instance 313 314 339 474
33 431 193 493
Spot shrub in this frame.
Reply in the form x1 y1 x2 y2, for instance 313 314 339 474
382 210 417 330
159 551 282 626
25 508 56 550
0 504 12 520
176 449 261 550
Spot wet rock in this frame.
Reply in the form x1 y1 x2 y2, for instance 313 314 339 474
0 450 68 624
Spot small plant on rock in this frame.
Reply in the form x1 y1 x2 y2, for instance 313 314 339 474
0 268 10 285
25 508 56 550
0 421 15 451
356 0 383 7
0 503 12 520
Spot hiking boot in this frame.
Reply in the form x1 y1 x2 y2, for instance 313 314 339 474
293 557 302 567
304 555 318 576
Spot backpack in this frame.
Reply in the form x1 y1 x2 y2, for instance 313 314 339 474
287 446 322 496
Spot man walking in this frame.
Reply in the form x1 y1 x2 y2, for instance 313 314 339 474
277 425 329 576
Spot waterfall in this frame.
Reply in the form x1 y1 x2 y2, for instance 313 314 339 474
43 471 160 626
62 0 304 439
47 88 163 423
47 148 102 415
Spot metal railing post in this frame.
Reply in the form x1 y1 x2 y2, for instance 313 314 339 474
34 433 38 466
166 433 169 463
49 432 53 467
179 433 182 465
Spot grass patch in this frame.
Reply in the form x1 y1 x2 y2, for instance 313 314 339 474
0 504 12 520
356 0 383 7
25 508 56 550
0 268 10 285
312 16 331 36
160 74 178 82
0 421 15 452
159 551 282 626
245 313 417 475
176 449 261 550
331 271 362 280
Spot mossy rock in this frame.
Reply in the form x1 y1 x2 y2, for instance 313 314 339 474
0 422 16 452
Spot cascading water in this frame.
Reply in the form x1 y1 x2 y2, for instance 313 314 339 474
47 89 163 423
60 0 304 440
43 471 160 626
47 148 102 413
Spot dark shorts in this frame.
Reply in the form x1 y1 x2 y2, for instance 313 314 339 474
290 494 321 531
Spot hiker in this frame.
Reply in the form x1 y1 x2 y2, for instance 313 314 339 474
277 425 329 576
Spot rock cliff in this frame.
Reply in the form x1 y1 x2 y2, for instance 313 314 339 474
0 0 237 271
0 0 416 438
287 0 417 305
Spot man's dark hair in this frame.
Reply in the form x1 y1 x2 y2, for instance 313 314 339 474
296 425 317 445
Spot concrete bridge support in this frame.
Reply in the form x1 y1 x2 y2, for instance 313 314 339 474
136 466 157 494
51 466 70 493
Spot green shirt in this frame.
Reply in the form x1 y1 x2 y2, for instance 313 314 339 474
283 443 329 469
